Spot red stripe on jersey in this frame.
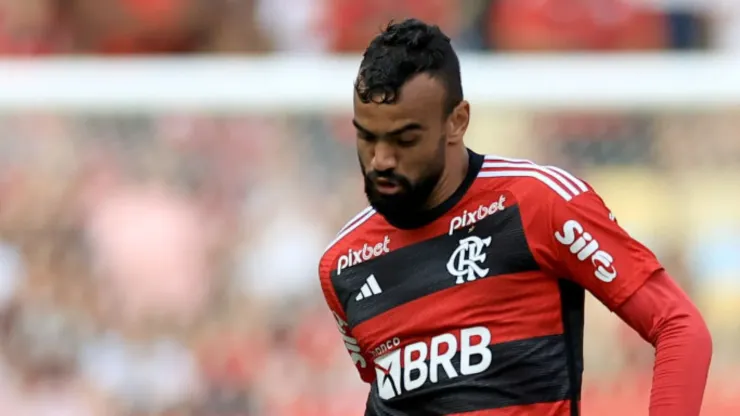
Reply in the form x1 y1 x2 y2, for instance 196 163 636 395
448 399 573 415
353 270 563 353
481 156 589 197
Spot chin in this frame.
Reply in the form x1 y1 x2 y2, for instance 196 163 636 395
367 192 416 216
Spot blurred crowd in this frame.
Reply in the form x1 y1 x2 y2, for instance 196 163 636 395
0 109 738 415
1 0 740 54
0 0 739 415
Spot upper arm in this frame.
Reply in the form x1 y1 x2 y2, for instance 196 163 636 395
520 174 664 310
318 252 375 382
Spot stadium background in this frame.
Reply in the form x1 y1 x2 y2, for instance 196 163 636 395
0 0 739 415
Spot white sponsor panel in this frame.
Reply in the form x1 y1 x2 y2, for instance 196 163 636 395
337 236 391 275
448 195 507 235
555 219 617 283
374 327 492 400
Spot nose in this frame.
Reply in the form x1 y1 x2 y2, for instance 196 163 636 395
371 141 398 172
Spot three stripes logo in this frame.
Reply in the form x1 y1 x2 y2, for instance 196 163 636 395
356 274 382 301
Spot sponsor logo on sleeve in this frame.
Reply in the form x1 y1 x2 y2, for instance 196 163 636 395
332 311 367 368
555 219 617 283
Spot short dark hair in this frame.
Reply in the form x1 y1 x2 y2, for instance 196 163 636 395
355 19 463 116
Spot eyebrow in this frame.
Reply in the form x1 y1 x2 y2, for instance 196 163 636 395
352 119 423 137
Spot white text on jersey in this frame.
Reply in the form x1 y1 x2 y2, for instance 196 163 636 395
337 236 391 275
371 337 401 358
555 219 617 283
448 195 506 235
332 311 367 369
374 327 492 400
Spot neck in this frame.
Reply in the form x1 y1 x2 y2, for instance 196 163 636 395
377 146 480 230
424 146 469 210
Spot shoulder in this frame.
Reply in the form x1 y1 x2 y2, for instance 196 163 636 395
475 154 592 204
318 205 380 280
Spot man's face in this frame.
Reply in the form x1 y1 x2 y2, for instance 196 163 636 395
353 74 450 221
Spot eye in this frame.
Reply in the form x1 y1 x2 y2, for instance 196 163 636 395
396 136 420 148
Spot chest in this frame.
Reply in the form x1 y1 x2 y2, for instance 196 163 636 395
331 203 562 356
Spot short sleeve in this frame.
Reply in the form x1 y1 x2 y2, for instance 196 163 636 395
318 254 375 383
523 181 664 311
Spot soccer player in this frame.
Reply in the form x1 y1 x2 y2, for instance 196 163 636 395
318 19 712 416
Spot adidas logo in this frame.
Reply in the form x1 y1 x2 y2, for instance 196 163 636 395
355 274 382 301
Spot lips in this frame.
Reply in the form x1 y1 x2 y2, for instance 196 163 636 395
375 177 397 186
374 178 401 194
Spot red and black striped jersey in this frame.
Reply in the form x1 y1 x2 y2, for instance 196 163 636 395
318 150 663 416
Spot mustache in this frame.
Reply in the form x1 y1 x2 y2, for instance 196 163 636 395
366 170 405 184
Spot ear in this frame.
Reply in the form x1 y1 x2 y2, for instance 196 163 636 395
446 100 470 145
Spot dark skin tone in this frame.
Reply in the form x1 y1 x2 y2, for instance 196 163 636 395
353 73 471 210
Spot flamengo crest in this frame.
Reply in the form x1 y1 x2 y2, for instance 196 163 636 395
446 236 492 284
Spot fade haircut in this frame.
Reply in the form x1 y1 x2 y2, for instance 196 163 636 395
355 19 463 116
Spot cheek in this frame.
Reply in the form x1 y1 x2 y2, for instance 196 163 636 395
396 153 428 182
356 147 372 171
408 136 442 163
405 142 444 179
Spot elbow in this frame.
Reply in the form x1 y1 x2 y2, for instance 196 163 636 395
655 299 713 367
681 294 713 360
621 270 713 366
666 303 713 367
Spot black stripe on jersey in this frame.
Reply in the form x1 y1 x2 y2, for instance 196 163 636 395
331 205 539 329
558 279 585 415
364 334 571 416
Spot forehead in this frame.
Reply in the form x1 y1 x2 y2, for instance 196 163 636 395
353 74 446 130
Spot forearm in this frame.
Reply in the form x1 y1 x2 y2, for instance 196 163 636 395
616 270 712 416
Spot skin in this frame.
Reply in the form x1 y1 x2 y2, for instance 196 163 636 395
353 73 472 210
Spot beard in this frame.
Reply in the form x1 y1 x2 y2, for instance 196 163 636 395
361 137 446 225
